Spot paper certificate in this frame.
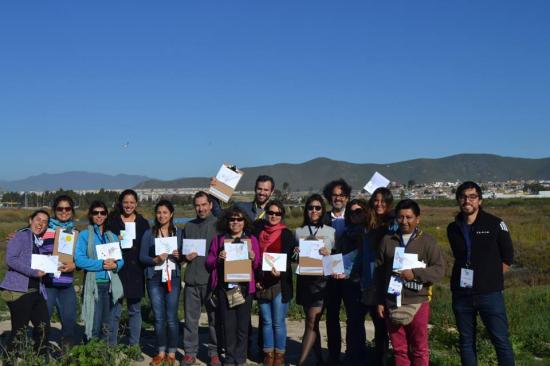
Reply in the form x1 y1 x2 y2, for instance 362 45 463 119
299 239 324 260
322 254 345 275
155 236 178 255
225 243 249 261
342 250 358 277
392 247 426 271
57 231 76 256
216 164 242 190
182 239 207 256
31 254 59 274
96 242 123 260
364 171 390 194
124 222 136 239
262 253 287 272
119 230 133 249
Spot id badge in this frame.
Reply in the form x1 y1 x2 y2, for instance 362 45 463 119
460 268 474 288
387 275 403 295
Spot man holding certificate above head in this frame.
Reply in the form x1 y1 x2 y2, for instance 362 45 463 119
375 199 444 366
447 181 515 366
181 191 222 366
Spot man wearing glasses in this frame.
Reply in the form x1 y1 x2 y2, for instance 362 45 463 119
322 179 352 366
447 181 515 366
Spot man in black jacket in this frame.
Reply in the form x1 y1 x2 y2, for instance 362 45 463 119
447 181 515 366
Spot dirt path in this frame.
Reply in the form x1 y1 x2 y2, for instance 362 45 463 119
0 314 375 365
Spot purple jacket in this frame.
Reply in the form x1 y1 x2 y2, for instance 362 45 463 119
206 235 261 295
0 230 46 298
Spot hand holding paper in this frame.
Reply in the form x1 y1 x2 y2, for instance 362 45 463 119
96 242 123 261
364 171 390 194
262 253 287 272
155 237 178 255
31 254 59 274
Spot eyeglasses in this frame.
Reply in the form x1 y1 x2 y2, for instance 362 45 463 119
229 217 245 222
459 194 479 201
267 210 283 217
331 193 347 199
92 210 107 216
307 205 322 212
56 207 72 213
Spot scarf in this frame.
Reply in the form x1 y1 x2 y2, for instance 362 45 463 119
259 223 286 254
48 218 75 231
82 225 124 340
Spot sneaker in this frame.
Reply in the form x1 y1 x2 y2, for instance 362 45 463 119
149 354 165 366
182 354 196 365
209 355 222 366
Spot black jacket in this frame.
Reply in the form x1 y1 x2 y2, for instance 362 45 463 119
447 209 514 295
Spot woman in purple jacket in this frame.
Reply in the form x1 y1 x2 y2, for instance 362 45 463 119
0 210 50 354
206 206 261 366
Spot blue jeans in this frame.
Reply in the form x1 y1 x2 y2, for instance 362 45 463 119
91 283 121 345
45 285 77 343
147 277 181 353
259 292 289 352
110 297 142 346
452 291 515 366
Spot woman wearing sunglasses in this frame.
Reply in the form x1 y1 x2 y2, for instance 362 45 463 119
75 201 124 344
255 200 296 366
106 189 150 351
139 199 182 366
295 194 335 366
0 210 50 355
206 206 261 366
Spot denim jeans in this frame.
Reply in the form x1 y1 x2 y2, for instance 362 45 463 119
45 285 77 343
110 297 142 346
259 292 289 352
452 291 515 366
91 283 121 345
147 277 181 353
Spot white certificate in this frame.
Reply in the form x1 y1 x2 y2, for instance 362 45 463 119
182 239 207 256
124 222 136 239
155 236 178 255
31 254 59 274
57 231 76 256
392 247 426 270
225 243 249 261
262 253 287 272
96 242 123 260
299 239 324 260
364 171 390 194
120 230 133 249
216 164 242 189
322 254 345 275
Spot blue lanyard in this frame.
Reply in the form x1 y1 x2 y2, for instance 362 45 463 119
460 223 473 266
94 226 107 244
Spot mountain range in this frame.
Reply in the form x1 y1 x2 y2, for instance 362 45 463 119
1 154 549 192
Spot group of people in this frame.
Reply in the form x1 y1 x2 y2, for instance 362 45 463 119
0 175 516 366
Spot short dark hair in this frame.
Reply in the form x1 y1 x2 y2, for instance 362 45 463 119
395 199 421 217
322 179 352 202
217 205 254 235
255 175 275 191
456 181 483 201
344 198 369 227
52 195 75 215
302 194 327 226
193 191 212 204
117 189 139 213
369 187 394 208
153 199 177 237
30 209 50 221
265 200 286 219
87 201 108 225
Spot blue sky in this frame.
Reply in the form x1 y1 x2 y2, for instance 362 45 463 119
1 0 548 180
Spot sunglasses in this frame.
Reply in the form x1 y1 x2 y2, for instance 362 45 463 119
267 210 283 217
351 208 364 215
228 217 245 222
56 206 72 213
92 210 107 216
307 205 322 212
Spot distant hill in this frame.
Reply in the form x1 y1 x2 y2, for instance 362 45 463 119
0 172 151 191
134 154 550 191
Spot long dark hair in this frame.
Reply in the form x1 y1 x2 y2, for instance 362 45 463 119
344 198 370 227
116 189 139 214
368 187 394 229
152 199 177 237
87 201 108 226
51 195 75 216
302 194 326 227
216 206 254 236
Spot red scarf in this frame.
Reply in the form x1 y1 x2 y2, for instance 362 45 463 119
259 223 286 255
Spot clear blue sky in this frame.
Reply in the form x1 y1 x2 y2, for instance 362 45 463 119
1 0 548 181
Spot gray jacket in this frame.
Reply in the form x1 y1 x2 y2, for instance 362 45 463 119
182 214 219 286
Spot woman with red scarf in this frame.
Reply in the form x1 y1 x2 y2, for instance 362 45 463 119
256 200 296 366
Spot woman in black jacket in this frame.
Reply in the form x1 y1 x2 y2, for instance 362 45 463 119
255 200 296 366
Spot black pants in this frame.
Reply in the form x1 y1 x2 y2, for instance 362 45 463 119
367 305 389 366
7 291 50 352
218 287 252 364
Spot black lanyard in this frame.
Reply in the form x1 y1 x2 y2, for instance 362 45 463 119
460 223 473 267
307 225 320 238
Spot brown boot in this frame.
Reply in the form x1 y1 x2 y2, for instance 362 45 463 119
263 350 275 366
274 351 285 366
